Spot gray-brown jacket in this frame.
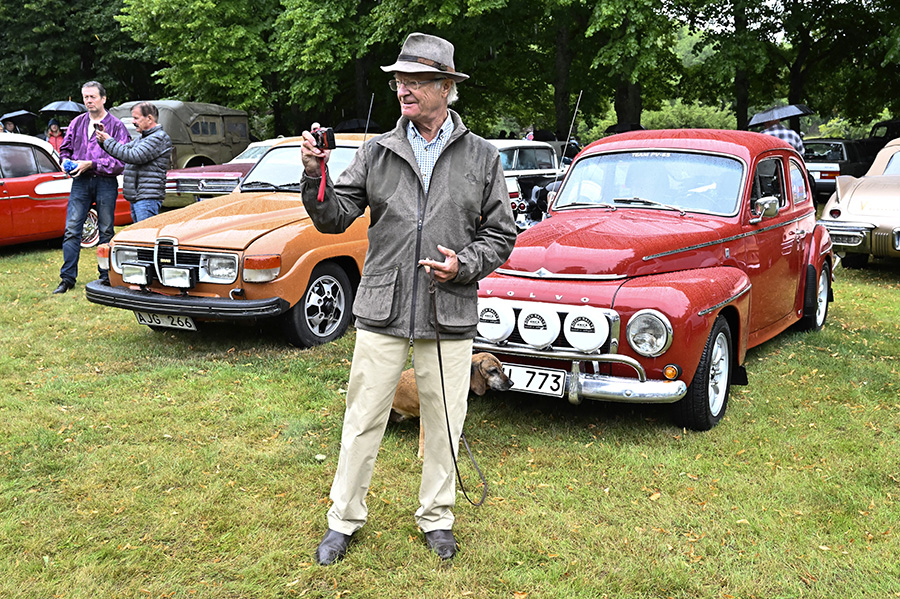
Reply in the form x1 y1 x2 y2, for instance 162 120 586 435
301 110 516 340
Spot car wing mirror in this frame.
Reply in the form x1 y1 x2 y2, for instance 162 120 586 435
750 196 779 224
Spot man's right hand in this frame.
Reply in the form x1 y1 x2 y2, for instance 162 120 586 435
301 122 330 177
70 160 93 177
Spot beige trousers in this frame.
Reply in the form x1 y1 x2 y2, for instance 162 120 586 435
326 329 473 535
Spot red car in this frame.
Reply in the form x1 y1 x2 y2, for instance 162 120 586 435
475 129 834 430
1 133 131 247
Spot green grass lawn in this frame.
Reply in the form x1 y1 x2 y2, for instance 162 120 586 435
1 241 899 598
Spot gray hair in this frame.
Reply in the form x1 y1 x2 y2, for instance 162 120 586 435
445 80 458 105
134 101 159 120
82 80 107 98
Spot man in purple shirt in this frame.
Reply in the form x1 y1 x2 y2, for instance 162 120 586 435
53 81 130 294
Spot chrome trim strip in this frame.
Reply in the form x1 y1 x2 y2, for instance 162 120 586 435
494 268 626 280
698 284 751 316
643 213 811 261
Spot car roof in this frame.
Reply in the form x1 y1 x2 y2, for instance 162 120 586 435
583 128 795 162
487 139 556 151
0 133 55 154
866 137 900 175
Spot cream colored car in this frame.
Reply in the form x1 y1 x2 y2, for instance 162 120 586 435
818 137 900 268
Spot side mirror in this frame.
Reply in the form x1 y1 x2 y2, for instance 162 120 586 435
750 196 779 224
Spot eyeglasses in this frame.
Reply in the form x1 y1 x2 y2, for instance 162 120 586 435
388 77 446 92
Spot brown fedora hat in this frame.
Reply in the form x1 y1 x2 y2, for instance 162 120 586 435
381 32 469 82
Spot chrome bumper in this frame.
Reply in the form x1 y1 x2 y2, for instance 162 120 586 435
474 340 688 405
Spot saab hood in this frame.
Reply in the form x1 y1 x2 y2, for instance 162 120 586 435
111 192 311 249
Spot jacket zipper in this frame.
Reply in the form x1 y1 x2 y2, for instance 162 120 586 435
409 183 426 344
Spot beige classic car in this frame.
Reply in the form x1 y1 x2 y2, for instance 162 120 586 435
85 135 370 347
818 137 900 268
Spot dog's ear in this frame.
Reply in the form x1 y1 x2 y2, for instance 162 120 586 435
470 359 487 396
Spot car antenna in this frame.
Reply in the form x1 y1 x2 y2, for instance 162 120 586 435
552 89 582 188
364 93 374 140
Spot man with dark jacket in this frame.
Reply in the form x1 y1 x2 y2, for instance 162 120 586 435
97 101 172 222
301 32 516 565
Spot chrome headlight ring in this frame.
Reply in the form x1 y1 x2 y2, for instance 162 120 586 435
626 309 673 358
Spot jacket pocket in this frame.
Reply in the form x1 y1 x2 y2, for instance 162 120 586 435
353 266 400 327
429 283 478 334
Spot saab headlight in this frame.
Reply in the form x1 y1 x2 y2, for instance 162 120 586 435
200 254 238 283
113 247 139 271
626 309 673 357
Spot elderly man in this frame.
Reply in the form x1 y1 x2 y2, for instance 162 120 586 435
96 101 172 222
53 81 129 294
300 33 516 564
761 118 805 154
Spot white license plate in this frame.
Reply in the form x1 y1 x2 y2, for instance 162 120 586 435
134 311 197 331
502 363 567 397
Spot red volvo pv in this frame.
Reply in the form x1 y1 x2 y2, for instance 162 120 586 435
475 129 834 430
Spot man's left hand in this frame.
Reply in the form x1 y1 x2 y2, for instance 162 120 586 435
419 245 459 283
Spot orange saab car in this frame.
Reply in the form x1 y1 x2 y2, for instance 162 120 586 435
85 134 370 348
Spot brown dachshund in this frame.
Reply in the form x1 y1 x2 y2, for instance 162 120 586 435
390 352 513 458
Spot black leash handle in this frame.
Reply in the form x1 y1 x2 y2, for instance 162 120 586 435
428 270 488 507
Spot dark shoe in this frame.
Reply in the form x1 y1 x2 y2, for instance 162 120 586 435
98 277 110 286
315 529 352 565
424 529 457 560
52 280 74 294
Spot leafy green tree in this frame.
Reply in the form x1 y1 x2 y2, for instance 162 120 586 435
0 0 163 126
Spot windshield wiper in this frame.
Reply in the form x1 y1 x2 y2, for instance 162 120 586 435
241 181 299 192
557 201 617 210
612 197 685 216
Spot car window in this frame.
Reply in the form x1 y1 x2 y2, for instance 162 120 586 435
232 144 273 161
0 144 39 178
498 149 515 171
884 153 900 175
751 158 785 208
35 148 59 174
789 161 810 205
517 148 555 170
554 151 743 215
804 142 844 162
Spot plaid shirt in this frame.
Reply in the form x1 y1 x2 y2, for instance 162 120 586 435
407 114 454 193
762 123 805 154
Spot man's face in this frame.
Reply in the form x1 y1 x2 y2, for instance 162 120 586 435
131 107 155 133
3 121 14 132
82 86 106 115
394 73 449 125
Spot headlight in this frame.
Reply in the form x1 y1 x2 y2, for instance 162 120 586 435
517 305 561 349
477 298 515 343
112 247 139 271
200 254 238 283
563 306 610 353
626 309 673 357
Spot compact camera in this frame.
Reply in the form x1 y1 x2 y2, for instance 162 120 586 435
312 127 335 150
93 122 104 132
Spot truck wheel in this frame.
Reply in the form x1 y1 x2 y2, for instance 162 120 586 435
284 263 353 348
673 315 732 431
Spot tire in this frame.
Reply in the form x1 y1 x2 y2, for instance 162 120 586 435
283 262 353 348
81 209 100 248
673 315 732 431
841 253 868 269
797 262 830 332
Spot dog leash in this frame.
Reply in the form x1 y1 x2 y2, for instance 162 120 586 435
428 269 488 507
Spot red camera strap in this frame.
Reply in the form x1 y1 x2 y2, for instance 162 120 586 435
317 159 326 202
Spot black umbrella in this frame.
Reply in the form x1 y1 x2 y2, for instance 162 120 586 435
39 100 87 115
748 104 813 127
0 109 38 128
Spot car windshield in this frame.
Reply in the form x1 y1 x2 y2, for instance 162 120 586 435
804 142 845 161
232 144 273 162
241 145 358 189
884 152 900 175
553 151 744 216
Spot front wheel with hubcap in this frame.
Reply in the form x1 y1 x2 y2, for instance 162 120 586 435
81 209 100 248
673 315 732 431
284 263 353 348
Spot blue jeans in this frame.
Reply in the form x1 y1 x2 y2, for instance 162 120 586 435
131 199 163 222
60 176 118 284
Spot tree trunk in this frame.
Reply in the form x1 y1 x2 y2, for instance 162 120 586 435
553 20 572 140
614 79 643 127
733 0 750 130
